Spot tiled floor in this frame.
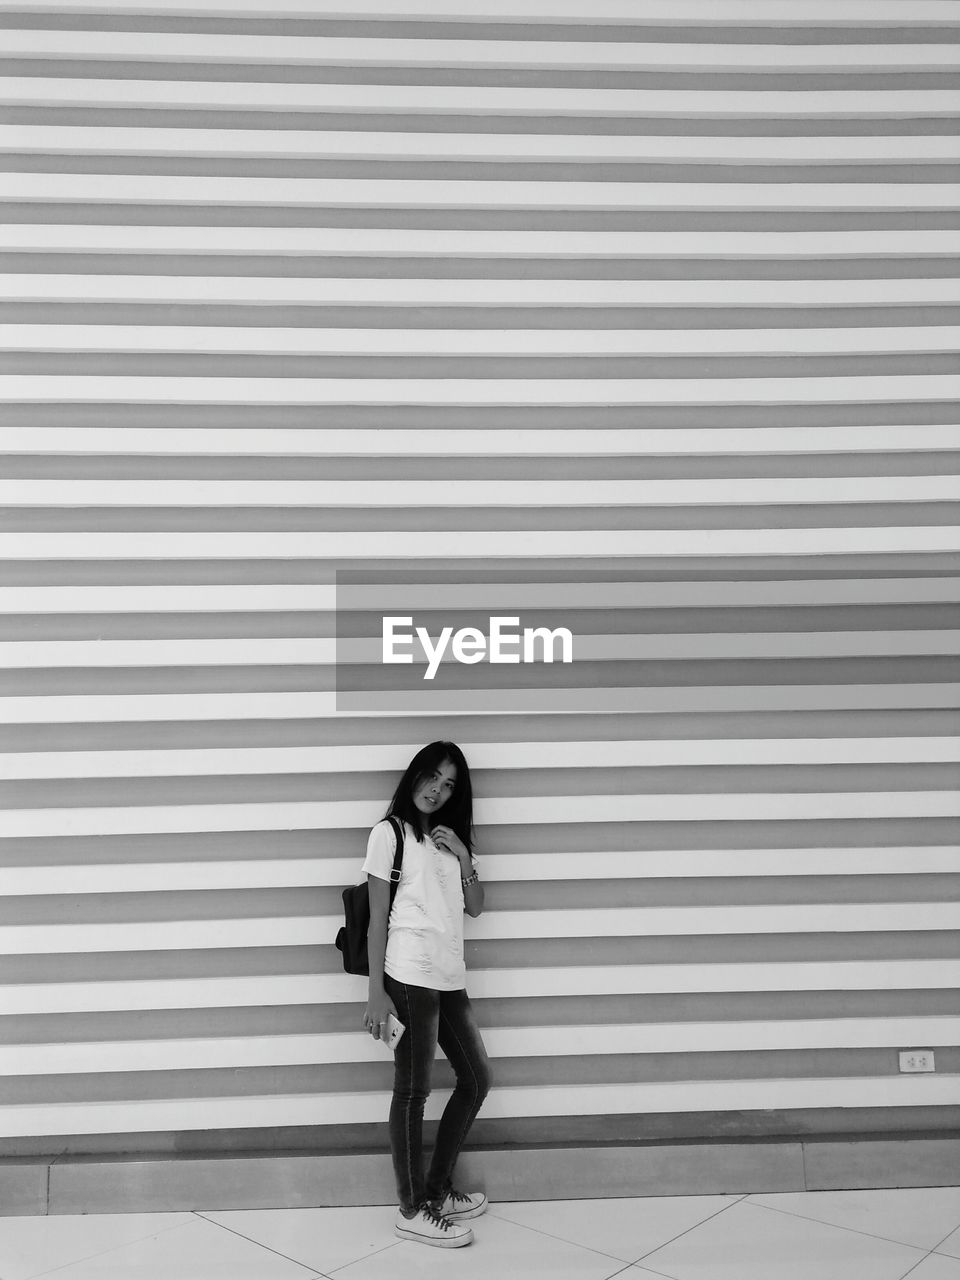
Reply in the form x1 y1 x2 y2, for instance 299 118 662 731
1 1187 960 1279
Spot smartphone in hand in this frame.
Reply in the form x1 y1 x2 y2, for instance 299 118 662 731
384 1013 405 1050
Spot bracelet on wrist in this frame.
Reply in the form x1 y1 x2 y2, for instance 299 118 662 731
461 871 479 888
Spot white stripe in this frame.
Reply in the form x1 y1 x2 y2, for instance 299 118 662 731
2 686 951 726
2 630 957 669
6 278 957 305
4 961 955 1017
4 793 956 839
2 426 956 457
3 847 957 896
7 174 960 208
5 477 954 507
2 1018 956 1075
1 578 956 614
1 1 954 20
2 80 956 115
3 376 958 405
2 530 956 560
4 686 955 724
4 324 960 354
5 128 959 163
8 32 960 69
1 904 956 954
2 578 958 617
0 1076 954 1138
2 738 955 781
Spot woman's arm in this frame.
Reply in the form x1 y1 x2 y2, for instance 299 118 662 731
363 874 397 1039
431 824 484 917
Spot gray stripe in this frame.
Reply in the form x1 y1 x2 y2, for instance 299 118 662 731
5 105 960 137
4 203 959 231
0 931 957 988
9 1046 960 1107
2 816 955 866
6 252 960 280
7 504 958 534
3 552 958 587
2 15 959 43
2 401 958 429
3 351 955 378
6 453 959 483
5 602 954 641
5 870 956 919
7 156 960 185
2 656 956 697
5 59 959 91
4 764 956 811
0 706 953 757
4 304 959 334
2 987 956 1051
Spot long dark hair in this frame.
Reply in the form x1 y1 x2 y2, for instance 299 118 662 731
386 740 474 851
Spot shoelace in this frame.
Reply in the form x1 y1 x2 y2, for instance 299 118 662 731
447 1187 472 1207
421 1204 454 1232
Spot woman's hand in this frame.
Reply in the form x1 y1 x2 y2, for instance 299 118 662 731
363 992 398 1041
430 823 468 860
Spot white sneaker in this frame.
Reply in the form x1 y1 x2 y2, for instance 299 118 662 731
435 1187 489 1221
395 1204 474 1248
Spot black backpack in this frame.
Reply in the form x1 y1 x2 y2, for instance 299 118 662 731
335 816 405 975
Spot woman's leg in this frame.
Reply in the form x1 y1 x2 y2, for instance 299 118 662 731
424 988 492 1204
383 975 440 1216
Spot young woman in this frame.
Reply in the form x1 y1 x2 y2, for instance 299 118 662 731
361 740 492 1248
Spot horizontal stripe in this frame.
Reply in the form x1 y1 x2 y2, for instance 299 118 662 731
4 847 957 895
4 0 956 19
5 129 960 163
2 739 956 780
5 792 958 839
3 80 958 115
11 231 958 256
4 376 959 404
3 530 956 559
4 685 956 723
5 961 956 1018
3 1017 957 1076
4 427 958 456
8 174 960 206
5 477 955 505
1 579 957 613
8 33 960 69
2 631 957 669
1 1075 956 1138
4 904 957 954
6 280 958 306
4 324 960 354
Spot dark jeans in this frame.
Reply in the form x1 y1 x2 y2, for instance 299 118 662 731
383 974 492 1216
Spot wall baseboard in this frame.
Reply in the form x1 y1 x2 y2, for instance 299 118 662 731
2 1137 957 1217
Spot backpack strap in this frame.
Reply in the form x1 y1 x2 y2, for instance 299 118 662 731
386 815 405 909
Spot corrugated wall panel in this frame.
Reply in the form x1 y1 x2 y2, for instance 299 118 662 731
0 0 958 1156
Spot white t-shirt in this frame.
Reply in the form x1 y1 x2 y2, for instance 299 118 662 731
362 818 477 992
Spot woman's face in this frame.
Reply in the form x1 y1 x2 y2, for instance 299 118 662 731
412 758 457 818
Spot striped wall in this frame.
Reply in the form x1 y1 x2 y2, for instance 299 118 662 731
0 0 958 1159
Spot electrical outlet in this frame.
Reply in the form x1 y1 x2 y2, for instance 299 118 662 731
899 1049 935 1073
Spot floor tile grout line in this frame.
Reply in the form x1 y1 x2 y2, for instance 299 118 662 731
740 1195 960 1256
485 1205 649 1267
189 1210 330 1276
326 1240 403 1274
629 1194 750 1266
929 1217 960 1257
22 1217 195 1280
892 1246 940 1280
